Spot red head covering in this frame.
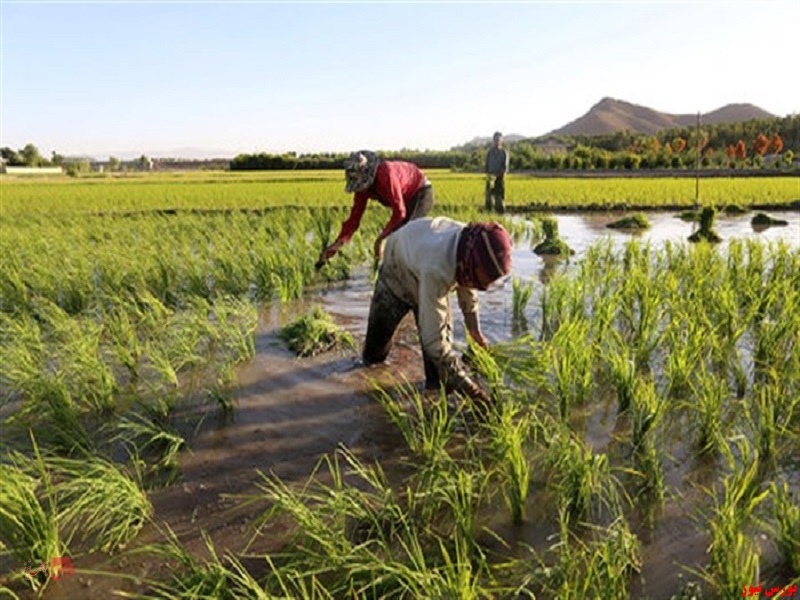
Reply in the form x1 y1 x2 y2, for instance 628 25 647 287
455 223 512 289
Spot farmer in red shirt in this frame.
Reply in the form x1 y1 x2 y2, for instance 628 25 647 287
319 151 434 264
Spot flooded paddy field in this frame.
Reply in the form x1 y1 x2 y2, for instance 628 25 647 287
2 200 799 599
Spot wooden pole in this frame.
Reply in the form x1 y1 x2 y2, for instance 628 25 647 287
695 111 701 209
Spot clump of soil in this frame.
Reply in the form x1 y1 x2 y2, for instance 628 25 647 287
533 217 575 256
688 207 722 243
278 306 356 357
751 212 789 228
607 214 650 230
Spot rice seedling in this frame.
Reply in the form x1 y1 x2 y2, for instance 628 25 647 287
604 331 637 413
607 213 650 230
770 481 800 574
123 527 235 599
743 383 800 468
629 377 664 453
278 306 355 357
544 425 621 523
0 450 63 590
370 379 457 465
533 217 574 256
511 276 534 327
548 317 594 420
50 455 152 553
696 438 768 598
543 509 640 599
687 365 729 456
688 207 722 243
112 412 186 480
12 382 95 456
617 267 662 368
485 400 533 524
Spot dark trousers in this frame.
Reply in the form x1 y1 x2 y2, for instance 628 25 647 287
485 175 505 213
403 185 435 226
363 273 441 389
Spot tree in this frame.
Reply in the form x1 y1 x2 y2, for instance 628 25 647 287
51 151 64 166
1 147 22 165
734 140 747 160
108 156 121 171
671 137 687 154
769 134 783 154
752 134 770 156
21 143 43 166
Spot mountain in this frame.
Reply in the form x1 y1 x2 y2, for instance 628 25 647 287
546 97 777 137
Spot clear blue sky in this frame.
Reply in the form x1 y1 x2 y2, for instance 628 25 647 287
2 1 798 159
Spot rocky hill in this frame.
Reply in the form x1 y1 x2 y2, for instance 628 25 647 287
546 97 776 137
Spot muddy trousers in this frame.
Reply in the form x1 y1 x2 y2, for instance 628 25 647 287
484 175 505 213
363 273 445 389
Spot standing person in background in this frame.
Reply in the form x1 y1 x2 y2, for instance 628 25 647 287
363 216 513 415
485 131 509 214
318 151 434 265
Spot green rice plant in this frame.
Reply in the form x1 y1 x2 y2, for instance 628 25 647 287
696 438 768 598
606 213 650 230
629 440 665 524
209 295 257 364
278 306 355 357
0 311 45 403
543 509 640 599
770 481 800 574
486 400 532 524
544 425 621 523
124 527 234 599
0 438 64 592
663 312 708 399
511 276 534 325
112 412 186 479
629 377 664 453
370 379 457 465
30 299 118 414
687 365 729 456
753 292 800 387
617 266 662 368
548 317 594 420
51 455 152 553
11 382 95 456
743 383 800 467
489 336 549 391
465 335 503 390
604 331 637 413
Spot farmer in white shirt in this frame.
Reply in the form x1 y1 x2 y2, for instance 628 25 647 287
363 217 512 411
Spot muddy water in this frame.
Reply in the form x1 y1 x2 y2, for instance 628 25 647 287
43 211 799 599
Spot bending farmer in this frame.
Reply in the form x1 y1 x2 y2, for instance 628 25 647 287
320 151 434 264
363 217 512 410
485 132 509 213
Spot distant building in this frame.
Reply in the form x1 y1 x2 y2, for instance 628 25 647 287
3 166 64 175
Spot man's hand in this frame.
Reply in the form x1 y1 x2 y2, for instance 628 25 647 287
373 235 384 262
321 240 343 261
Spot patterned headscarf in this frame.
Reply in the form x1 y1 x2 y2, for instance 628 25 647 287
455 223 513 289
344 150 379 193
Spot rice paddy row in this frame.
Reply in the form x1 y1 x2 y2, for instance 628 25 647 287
2 170 798 216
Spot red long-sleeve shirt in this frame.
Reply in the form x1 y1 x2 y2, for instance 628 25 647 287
336 161 428 243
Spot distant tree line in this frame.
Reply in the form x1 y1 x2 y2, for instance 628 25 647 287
229 150 473 171
229 115 798 173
